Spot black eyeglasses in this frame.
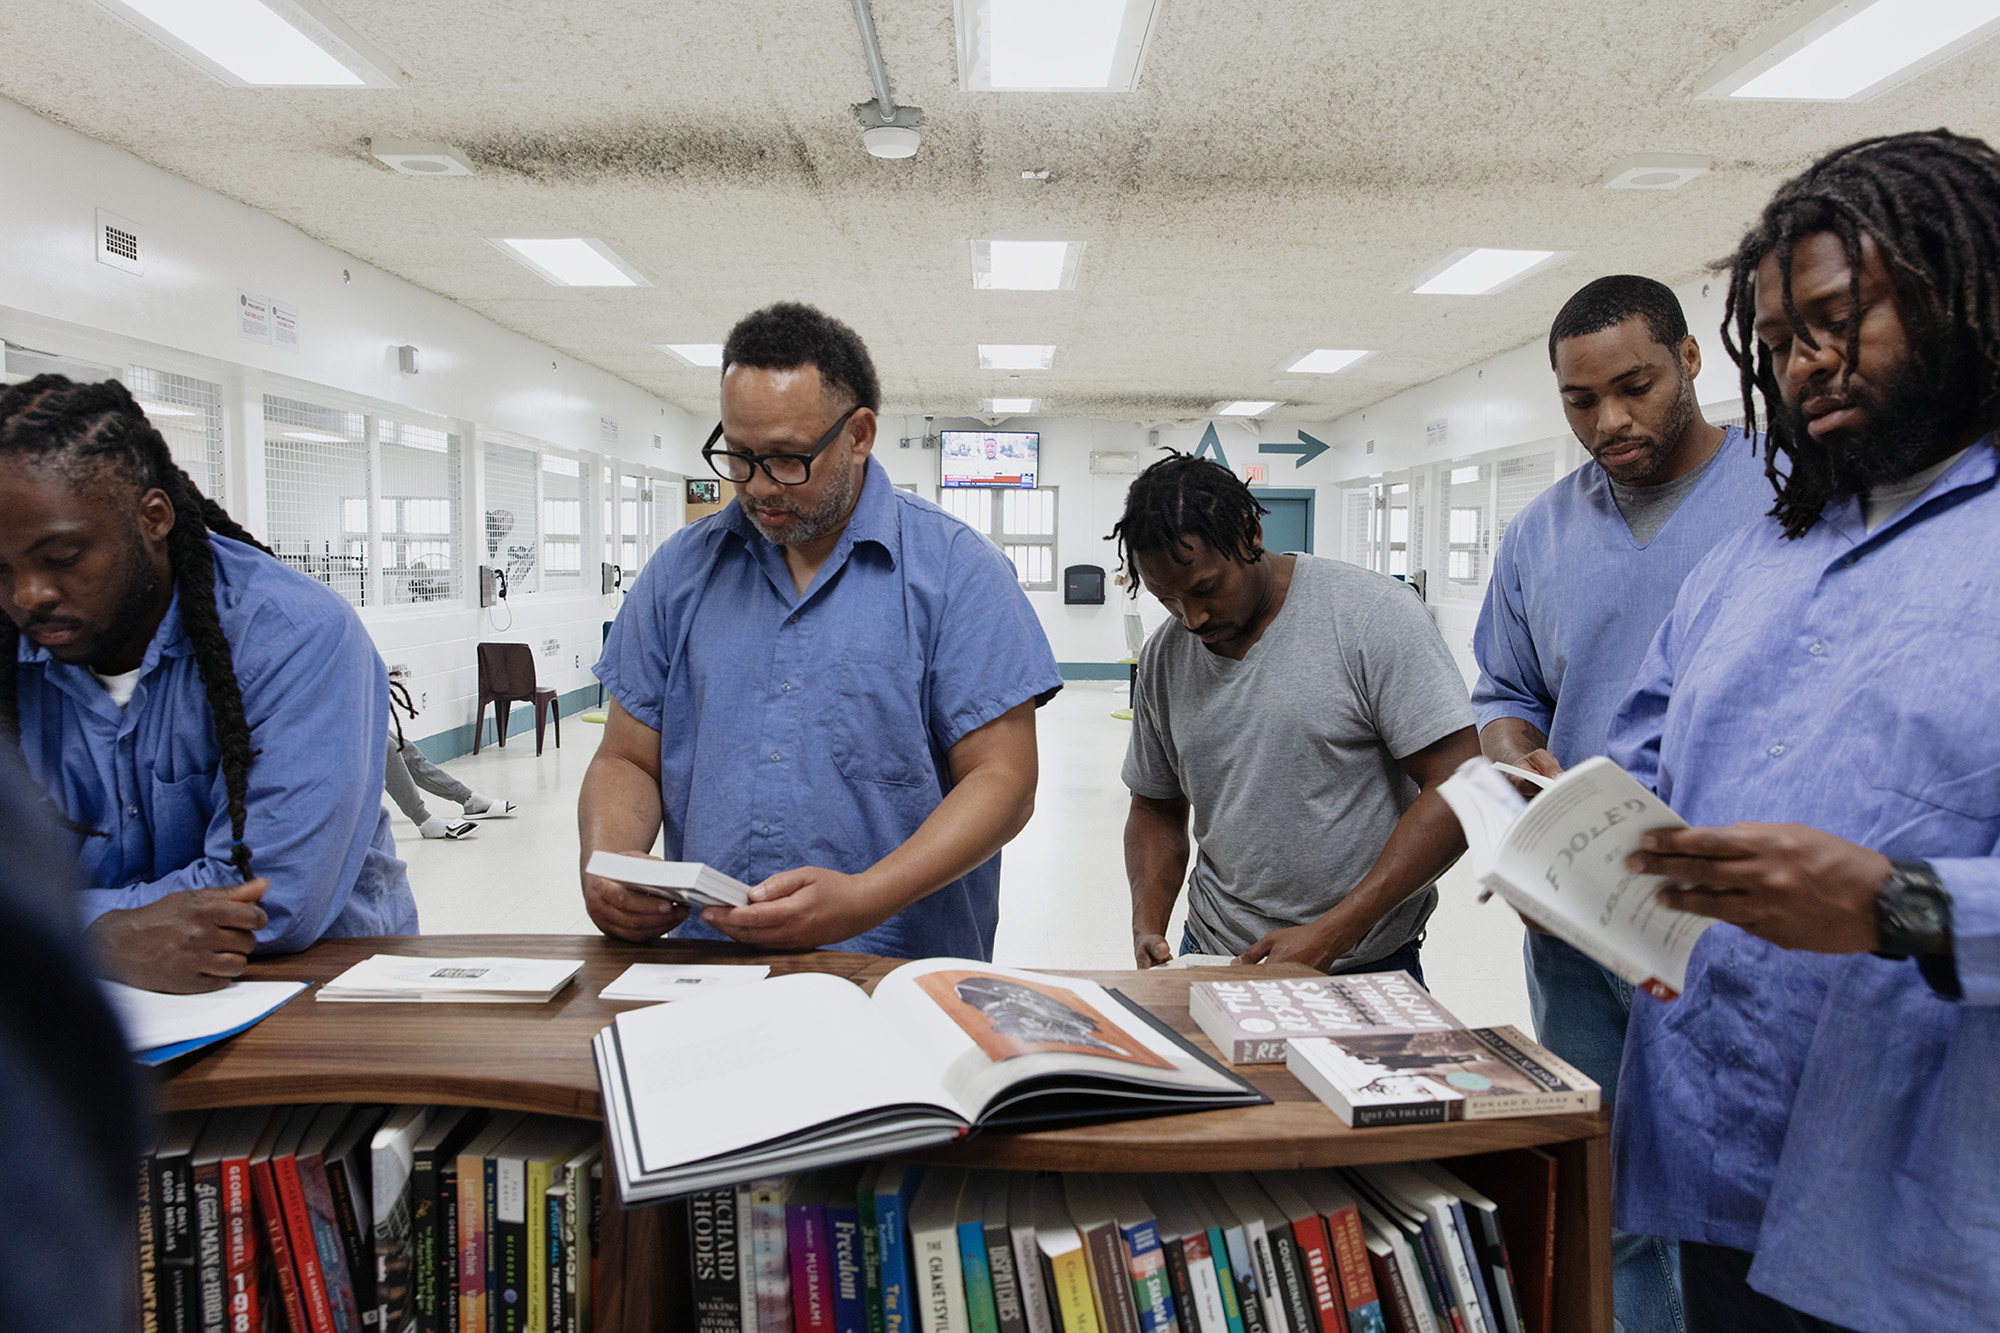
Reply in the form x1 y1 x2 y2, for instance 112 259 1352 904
702 404 862 486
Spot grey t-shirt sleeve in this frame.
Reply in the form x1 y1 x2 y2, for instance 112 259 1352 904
1346 583 1477 760
1121 630 1185 801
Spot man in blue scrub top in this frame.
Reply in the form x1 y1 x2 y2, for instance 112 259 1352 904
1611 130 2000 1330
582 303 1061 959
1472 276 1768 1333
0 376 416 994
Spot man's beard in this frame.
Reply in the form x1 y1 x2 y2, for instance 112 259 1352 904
1591 375 1698 486
744 451 861 546
1779 357 1963 498
31 527 163 667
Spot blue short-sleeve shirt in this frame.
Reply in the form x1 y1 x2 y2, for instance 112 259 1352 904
594 458 1062 960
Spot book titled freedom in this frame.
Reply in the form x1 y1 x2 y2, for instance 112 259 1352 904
1189 971 1463 1064
1288 1025 1599 1128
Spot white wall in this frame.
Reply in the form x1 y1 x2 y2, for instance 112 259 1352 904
0 96 706 751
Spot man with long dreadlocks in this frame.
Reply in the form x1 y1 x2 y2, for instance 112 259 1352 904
0 375 417 994
1602 129 2000 1329
1115 454 1479 975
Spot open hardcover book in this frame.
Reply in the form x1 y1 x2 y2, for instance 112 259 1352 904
593 959 1265 1201
1436 755 1714 1000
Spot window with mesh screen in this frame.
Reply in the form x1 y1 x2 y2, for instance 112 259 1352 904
379 418 462 604
651 474 685 555
264 394 370 606
1341 488 1374 569
1444 462 1491 596
1495 453 1556 543
540 452 586 587
483 441 541 595
934 487 1057 590
619 473 647 573
129 366 225 505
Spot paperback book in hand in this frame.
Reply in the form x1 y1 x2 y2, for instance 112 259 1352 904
594 959 1266 1201
1436 755 1713 999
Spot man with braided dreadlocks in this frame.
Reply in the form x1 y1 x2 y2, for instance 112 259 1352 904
1601 130 2000 1330
1115 454 1479 976
0 375 416 994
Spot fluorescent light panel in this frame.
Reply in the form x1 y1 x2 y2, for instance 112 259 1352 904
92 0 399 87
1712 0 2000 101
1410 248 1564 296
986 398 1039 413
658 343 724 367
1287 349 1371 374
491 238 646 288
1218 401 1278 416
973 240 1084 291
955 0 1164 90
979 344 1056 370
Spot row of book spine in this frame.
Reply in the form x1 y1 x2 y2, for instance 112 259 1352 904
683 1155 1556 1333
136 1103 603 1333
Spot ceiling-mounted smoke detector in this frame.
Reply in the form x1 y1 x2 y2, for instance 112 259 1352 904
371 139 475 176
1603 153 1709 191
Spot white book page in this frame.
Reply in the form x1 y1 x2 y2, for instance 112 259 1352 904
611 972 963 1175
868 958 1238 1121
1488 757 1713 997
101 979 305 1051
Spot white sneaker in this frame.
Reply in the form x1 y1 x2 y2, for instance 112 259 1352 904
463 798 517 819
419 816 478 840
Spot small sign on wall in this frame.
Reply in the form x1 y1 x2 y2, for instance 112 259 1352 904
1245 464 1268 484
238 291 271 343
1425 418 1449 449
271 302 299 352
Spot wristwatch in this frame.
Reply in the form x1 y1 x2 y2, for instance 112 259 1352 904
1874 859 1952 957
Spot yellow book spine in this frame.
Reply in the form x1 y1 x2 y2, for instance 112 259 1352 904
457 1156 485 1332
526 1156 554 1332
1051 1248 1104 1333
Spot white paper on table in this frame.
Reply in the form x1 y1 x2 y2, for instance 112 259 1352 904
316 954 582 999
100 979 306 1052
599 963 771 1002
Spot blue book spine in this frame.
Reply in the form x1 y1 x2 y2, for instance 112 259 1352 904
1119 1219 1178 1333
1208 1228 1246 1333
874 1168 924 1333
828 1198 867 1333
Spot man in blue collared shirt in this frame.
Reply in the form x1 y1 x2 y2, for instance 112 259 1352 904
1609 130 2000 1330
1473 276 1769 1333
583 303 1061 959
0 376 416 994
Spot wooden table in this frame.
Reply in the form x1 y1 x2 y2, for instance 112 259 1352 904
155 935 1611 1332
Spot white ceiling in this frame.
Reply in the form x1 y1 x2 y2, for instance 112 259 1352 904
5 0 2000 422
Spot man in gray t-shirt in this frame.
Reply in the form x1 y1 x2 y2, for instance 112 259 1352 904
1114 456 1478 975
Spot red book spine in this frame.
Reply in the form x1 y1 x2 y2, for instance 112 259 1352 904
1322 1206 1380 1324
251 1161 310 1333
274 1156 337 1333
223 1158 263 1333
1290 1218 1344 1333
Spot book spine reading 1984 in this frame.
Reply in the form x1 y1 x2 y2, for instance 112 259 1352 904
221 1153 262 1333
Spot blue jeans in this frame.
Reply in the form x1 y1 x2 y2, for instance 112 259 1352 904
1179 926 1426 986
1525 931 1685 1333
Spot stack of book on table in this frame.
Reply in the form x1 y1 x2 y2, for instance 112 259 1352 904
594 958 1267 1201
136 1103 601 1333
316 955 584 1003
1188 972 1599 1128
683 1155 1561 1333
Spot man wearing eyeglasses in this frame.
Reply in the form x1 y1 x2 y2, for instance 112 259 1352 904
580 302 1062 959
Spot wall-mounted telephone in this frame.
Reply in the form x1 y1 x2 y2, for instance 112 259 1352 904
600 562 623 596
479 565 509 608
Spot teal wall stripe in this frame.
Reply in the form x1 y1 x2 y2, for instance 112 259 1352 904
1057 662 1133 680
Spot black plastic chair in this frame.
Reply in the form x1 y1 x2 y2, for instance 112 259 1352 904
474 642 559 756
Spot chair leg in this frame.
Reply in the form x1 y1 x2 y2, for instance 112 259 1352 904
552 700 561 749
473 700 486 754
496 699 512 747
535 699 547 757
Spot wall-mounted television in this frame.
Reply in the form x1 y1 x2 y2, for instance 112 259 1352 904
940 430 1039 488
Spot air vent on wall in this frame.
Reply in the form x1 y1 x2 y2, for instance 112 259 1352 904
1365 439 1375 455
96 209 143 275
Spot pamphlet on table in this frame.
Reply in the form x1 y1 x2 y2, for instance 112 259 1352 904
102 979 306 1064
316 955 582 1003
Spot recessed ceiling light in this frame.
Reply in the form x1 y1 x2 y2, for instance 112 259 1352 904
973 240 1084 291
1286 349 1372 374
489 238 648 288
657 343 724 367
955 0 1165 90
979 344 1056 370
1218 401 1279 416
371 139 474 176
1407 248 1568 296
986 397 1040 413
1603 153 1710 190
90 0 400 87
1698 0 2000 101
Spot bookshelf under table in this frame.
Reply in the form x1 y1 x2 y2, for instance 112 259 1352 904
154 935 1611 1333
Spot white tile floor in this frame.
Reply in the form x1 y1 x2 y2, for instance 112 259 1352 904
391 680 1532 1031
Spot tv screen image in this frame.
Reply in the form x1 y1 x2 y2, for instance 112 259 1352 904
940 430 1038 488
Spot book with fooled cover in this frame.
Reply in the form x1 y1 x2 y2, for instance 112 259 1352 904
1190 973 1461 1065
594 959 1262 1201
1287 1027 1599 1128
1435 755 1713 999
